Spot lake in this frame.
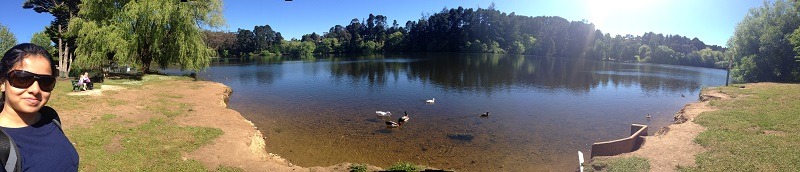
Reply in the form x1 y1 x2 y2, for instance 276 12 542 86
193 53 726 171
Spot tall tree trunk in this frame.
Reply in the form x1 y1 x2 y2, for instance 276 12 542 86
65 42 71 76
141 52 151 74
58 24 65 78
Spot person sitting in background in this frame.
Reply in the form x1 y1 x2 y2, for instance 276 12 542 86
76 73 86 91
81 72 92 90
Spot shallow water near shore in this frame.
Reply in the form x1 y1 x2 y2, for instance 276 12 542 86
190 53 726 171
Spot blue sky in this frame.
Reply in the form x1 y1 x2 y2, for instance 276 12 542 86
1 0 763 47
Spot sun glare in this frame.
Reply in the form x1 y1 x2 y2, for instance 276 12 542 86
586 0 652 28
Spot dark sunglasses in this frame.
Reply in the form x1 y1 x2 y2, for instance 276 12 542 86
6 70 56 92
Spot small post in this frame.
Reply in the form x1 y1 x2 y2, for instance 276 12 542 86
578 151 585 172
726 48 734 86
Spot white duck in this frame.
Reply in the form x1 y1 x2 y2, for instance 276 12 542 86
375 111 392 117
426 98 435 104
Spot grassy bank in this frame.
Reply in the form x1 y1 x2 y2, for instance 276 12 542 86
685 83 800 171
48 76 243 171
585 157 650 172
588 83 800 171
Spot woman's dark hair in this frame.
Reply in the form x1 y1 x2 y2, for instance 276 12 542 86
1 43 59 82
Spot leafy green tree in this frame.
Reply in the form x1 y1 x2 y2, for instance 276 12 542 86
0 23 16 53
316 37 340 54
281 41 316 57
202 30 236 57
384 31 404 52
221 5 726 69
253 25 275 52
508 41 525 54
360 40 382 53
235 29 255 55
68 0 225 73
23 0 80 77
729 0 800 82
791 27 800 63
651 45 677 64
30 30 56 56
637 45 651 62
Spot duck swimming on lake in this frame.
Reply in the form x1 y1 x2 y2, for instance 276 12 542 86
646 114 652 120
480 112 489 117
681 93 685 97
385 121 399 128
376 111 392 117
426 98 435 104
398 111 410 125
383 111 410 128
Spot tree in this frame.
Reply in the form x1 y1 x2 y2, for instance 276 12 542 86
729 0 800 82
30 30 56 56
253 25 275 52
23 0 81 77
0 23 16 53
234 29 255 55
202 30 236 57
68 0 225 73
316 37 340 54
224 5 727 69
792 29 800 62
384 31 404 52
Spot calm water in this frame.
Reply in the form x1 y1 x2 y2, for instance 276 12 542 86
193 53 726 171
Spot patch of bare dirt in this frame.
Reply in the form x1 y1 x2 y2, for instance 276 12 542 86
65 85 126 96
763 130 787 136
104 135 124 153
599 89 732 171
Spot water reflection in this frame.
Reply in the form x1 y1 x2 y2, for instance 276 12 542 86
325 53 706 95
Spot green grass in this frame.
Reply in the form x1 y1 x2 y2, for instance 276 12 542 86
586 157 650 172
146 98 190 118
682 84 800 171
107 99 127 106
68 116 223 171
349 163 367 172
101 114 116 120
214 166 245 172
386 162 420 172
49 80 98 111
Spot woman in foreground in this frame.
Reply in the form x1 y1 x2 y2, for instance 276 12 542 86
0 43 79 171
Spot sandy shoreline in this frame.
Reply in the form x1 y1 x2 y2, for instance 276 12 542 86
590 87 732 171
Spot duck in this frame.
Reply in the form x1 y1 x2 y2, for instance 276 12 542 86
375 111 392 117
398 111 410 125
681 93 685 97
479 112 489 117
646 114 652 120
426 98 435 104
385 121 399 128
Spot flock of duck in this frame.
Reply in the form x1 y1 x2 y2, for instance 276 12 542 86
375 98 490 128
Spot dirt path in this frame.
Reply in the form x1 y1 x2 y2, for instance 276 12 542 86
59 78 380 172
596 88 731 171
